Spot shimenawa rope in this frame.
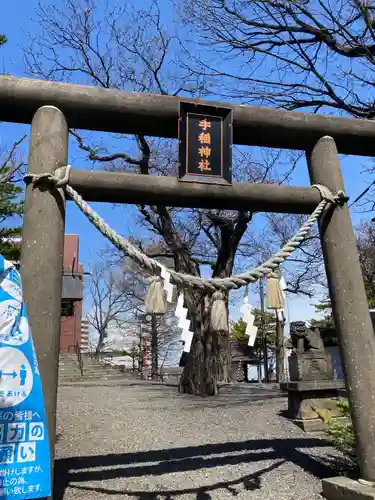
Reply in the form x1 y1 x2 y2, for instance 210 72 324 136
24 166 347 293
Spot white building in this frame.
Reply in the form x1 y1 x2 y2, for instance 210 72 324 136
80 319 89 354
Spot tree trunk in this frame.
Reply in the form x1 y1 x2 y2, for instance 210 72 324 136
153 205 250 396
179 294 219 396
95 331 105 359
275 315 285 383
257 360 262 383
179 294 231 394
151 314 158 381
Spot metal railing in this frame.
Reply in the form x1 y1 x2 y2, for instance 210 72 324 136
76 342 84 377
67 343 84 377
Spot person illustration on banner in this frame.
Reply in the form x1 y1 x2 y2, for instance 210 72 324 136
19 365 27 386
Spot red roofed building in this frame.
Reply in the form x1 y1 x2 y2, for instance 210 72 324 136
60 234 85 353
6 233 86 353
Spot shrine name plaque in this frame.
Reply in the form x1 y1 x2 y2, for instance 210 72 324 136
178 102 232 185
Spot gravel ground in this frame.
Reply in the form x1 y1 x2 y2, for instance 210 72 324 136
54 379 347 500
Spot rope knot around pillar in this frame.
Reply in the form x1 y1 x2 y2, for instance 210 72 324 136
334 189 350 205
24 165 72 188
312 184 349 205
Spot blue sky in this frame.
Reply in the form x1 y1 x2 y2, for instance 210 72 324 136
1 0 374 334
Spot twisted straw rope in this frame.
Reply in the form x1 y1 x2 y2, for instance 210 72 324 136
24 166 346 292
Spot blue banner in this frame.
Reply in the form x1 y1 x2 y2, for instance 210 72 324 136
0 256 51 499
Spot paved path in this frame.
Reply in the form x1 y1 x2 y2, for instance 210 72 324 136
54 380 346 500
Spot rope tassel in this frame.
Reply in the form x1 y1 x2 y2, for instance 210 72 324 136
210 291 229 333
145 276 166 314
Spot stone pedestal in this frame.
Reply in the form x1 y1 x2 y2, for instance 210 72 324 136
282 350 346 431
288 352 333 381
281 379 346 431
322 477 375 500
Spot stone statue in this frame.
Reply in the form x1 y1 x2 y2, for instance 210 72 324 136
284 321 336 417
285 321 325 354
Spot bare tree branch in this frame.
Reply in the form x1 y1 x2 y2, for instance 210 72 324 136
0 135 27 184
180 0 375 118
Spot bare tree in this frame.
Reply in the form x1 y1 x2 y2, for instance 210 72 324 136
241 211 325 297
0 133 27 261
0 33 27 261
96 246 182 375
357 220 375 307
87 265 138 355
179 1 375 207
0 135 27 184
180 1 375 115
25 0 324 395
139 306 181 379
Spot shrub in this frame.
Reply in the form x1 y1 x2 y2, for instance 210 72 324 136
315 398 356 460
326 399 356 459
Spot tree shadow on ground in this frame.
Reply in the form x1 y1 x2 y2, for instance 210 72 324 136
54 436 349 500
67 461 284 499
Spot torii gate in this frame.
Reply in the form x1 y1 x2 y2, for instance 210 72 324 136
0 75 374 499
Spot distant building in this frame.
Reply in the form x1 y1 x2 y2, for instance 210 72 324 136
4 234 85 354
60 235 84 353
80 319 90 354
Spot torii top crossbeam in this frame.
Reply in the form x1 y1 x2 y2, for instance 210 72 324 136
1 75 375 156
